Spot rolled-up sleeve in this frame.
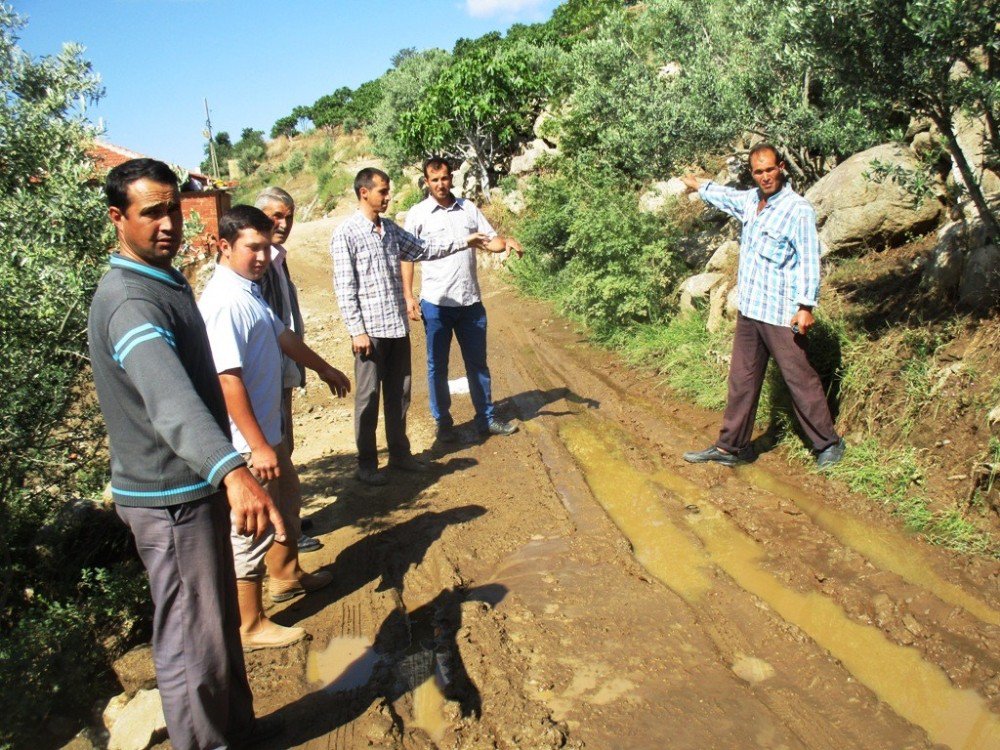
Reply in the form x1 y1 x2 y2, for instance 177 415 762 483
699 182 752 222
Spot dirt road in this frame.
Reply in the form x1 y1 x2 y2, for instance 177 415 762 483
243 214 1000 750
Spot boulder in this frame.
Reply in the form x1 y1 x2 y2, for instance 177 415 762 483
958 244 1000 312
706 281 731 333
679 273 725 313
638 179 687 214
103 692 132 731
107 689 167 750
502 190 526 215
726 285 740 318
805 143 944 255
509 139 557 175
953 111 1000 197
922 221 966 296
533 109 560 146
112 645 157 696
452 160 476 198
706 240 739 271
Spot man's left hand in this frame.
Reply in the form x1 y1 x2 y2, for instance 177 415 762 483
319 367 351 397
790 309 815 336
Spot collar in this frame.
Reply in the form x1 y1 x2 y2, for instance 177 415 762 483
757 183 792 208
351 209 385 234
270 244 287 263
110 253 185 289
212 263 259 293
429 196 463 213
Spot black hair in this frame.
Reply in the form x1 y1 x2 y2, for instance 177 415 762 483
748 142 784 165
353 167 390 198
219 205 274 245
105 158 178 211
422 156 452 177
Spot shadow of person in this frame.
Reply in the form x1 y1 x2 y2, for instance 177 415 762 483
272 505 487 629
500 387 601 423
756 320 845 457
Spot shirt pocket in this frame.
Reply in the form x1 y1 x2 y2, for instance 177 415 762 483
756 228 793 266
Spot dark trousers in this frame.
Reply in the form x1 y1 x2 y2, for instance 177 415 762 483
421 300 494 431
354 335 412 469
717 313 839 454
116 494 254 750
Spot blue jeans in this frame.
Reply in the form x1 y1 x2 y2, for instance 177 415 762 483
420 300 493 431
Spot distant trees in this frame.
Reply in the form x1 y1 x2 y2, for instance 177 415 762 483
201 127 266 178
788 0 1000 237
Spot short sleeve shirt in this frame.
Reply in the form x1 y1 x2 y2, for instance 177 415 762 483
198 264 286 453
404 196 497 307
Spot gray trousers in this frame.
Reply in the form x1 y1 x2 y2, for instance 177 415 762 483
354 335 412 469
717 313 839 454
117 493 254 750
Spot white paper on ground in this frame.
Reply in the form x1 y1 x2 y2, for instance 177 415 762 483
448 377 470 395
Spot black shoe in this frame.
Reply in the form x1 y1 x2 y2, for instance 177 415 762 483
816 438 846 470
480 419 518 437
355 466 388 486
682 445 743 467
436 425 459 443
230 715 285 748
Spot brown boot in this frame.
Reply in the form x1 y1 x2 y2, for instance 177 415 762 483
269 569 334 603
235 579 306 651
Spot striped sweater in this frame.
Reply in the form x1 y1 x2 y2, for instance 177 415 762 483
87 253 245 507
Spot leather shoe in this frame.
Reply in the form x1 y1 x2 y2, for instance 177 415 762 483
480 419 518 437
816 438 846 469
389 455 430 473
682 445 743 467
355 466 388 486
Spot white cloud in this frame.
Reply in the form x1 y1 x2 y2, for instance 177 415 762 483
465 0 548 19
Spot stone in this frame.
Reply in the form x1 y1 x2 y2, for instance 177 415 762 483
502 189 526 215
958 244 1000 312
113 644 157 696
533 109 559 146
706 281 731 332
988 404 1000 427
509 139 557 175
726 285 739 318
922 221 967 296
678 272 725 313
805 143 944 255
706 240 739 271
103 692 131 731
658 61 682 79
638 179 687 214
731 655 776 684
107 689 167 750
59 732 98 750
952 111 1000 196
452 160 476 198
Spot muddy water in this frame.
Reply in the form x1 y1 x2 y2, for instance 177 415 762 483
411 673 449 743
561 420 1000 750
736 465 1000 627
306 637 379 692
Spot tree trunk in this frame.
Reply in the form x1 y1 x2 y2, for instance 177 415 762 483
933 111 1000 241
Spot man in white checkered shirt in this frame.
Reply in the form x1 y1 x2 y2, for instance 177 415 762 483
330 167 489 485
681 144 845 469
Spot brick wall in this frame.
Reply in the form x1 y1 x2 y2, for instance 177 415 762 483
180 189 231 248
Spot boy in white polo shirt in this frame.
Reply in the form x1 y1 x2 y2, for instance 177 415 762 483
200 205 351 650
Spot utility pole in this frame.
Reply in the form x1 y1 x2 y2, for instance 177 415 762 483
203 98 220 180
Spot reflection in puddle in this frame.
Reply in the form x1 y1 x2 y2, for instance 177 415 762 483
559 422 713 603
561 421 1000 750
400 648 450 743
736 465 1000 627
306 637 379 692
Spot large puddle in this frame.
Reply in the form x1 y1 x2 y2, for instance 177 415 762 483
560 421 1000 750
399 648 450 743
735 465 1000 627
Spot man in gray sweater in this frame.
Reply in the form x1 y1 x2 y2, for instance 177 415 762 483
88 159 285 749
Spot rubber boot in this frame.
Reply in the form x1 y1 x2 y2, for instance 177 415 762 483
266 539 333 603
235 579 306 651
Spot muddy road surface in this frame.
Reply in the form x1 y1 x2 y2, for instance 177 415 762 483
237 216 1000 750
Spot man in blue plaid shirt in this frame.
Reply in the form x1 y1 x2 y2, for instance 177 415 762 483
681 144 845 469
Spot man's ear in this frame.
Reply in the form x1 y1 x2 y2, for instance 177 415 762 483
108 205 124 232
217 237 232 262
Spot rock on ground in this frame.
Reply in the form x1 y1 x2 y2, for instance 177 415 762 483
510 139 558 175
958 244 1000 312
107 689 167 750
706 240 739 271
679 272 725 312
112 644 157 696
806 143 944 255
638 178 688 214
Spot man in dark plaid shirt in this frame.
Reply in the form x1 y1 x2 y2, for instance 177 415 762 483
330 167 488 485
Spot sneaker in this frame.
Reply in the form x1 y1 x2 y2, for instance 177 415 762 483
270 569 333 603
355 466 388 486
816 438 846 470
480 419 518 437
297 533 322 553
389 455 430 473
435 425 459 443
682 445 743 467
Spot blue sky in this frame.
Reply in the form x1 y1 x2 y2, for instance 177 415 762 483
14 0 562 170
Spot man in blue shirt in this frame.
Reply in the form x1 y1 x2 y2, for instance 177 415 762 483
681 144 845 468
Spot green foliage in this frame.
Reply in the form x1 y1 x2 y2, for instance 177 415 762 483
0 8 150 744
282 149 306 175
